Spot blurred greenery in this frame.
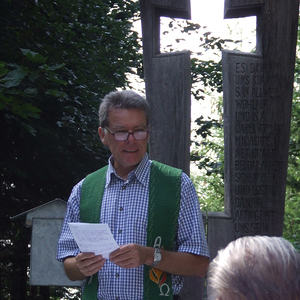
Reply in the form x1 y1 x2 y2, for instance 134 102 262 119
284 22 300 251
0 0 141 299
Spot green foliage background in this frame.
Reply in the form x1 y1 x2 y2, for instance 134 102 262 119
284 23 300 251
0 0 141 298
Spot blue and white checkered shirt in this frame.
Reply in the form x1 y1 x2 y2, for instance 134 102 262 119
57 154 209 299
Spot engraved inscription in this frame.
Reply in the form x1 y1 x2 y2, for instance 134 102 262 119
223 52 283 237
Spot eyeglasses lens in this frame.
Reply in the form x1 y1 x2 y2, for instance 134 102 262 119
114 131 147 141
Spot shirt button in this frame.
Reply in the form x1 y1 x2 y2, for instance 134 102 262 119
121 185 126 190
115 273 119 278
120 206 124 211
118 229 122 234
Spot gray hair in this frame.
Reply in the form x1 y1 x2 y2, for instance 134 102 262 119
207 235 300 300
98 90 150 127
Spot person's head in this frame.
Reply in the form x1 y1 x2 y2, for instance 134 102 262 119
207 235 300 300
98 90 150 128
98 90 150 178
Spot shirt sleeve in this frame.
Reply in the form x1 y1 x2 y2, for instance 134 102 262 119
56 180 83 262
177 172 209 257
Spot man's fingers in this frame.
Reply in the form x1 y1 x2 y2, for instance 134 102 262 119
76 253 102 264
110 245 133 261
80 259 105 276
114 258 136 268
110 244 145 268
111 253 131 265
75 253 106 276
110 245 131 258
76 252 97 261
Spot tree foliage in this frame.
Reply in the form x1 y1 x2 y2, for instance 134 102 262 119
284 21 300 251
0 0 141 298
191 110 225 212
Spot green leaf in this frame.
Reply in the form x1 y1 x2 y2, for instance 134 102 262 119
28 71 40 83
39 63 65 71
45 89 67 98
0 61 8 77
0 93 12 109
21 122 38 136
24 88 38 96
12 102 41 119
0 93 41 119
47 76 67 85
20 48 48 64
0 65 28 88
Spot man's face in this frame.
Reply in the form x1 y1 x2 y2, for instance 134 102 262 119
99 108 148 178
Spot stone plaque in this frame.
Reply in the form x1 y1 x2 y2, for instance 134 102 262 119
222 50 285 238
224 0 264 18
30 218 83 286
207 212 234 259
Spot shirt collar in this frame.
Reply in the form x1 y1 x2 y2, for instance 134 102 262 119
105 153 150 187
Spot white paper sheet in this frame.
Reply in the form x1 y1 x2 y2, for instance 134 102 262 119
68 222 119 259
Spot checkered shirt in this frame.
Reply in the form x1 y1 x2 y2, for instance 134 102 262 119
57 154 209 299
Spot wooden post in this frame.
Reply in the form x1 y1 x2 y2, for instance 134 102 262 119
140 1 206 299
140 0 191 175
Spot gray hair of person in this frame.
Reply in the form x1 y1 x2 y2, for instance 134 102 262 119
98 90 150 127
207 235 300 300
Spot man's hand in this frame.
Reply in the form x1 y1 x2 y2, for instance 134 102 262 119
109 244 152 268
64 253 106 280
75 252 106 277
110 244 209 277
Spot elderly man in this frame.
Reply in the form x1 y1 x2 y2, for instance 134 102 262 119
57 90 209 300
208 235 300 300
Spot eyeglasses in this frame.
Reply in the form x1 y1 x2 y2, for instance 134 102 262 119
105 127 148 141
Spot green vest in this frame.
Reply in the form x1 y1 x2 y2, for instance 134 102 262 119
80 160 182 300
